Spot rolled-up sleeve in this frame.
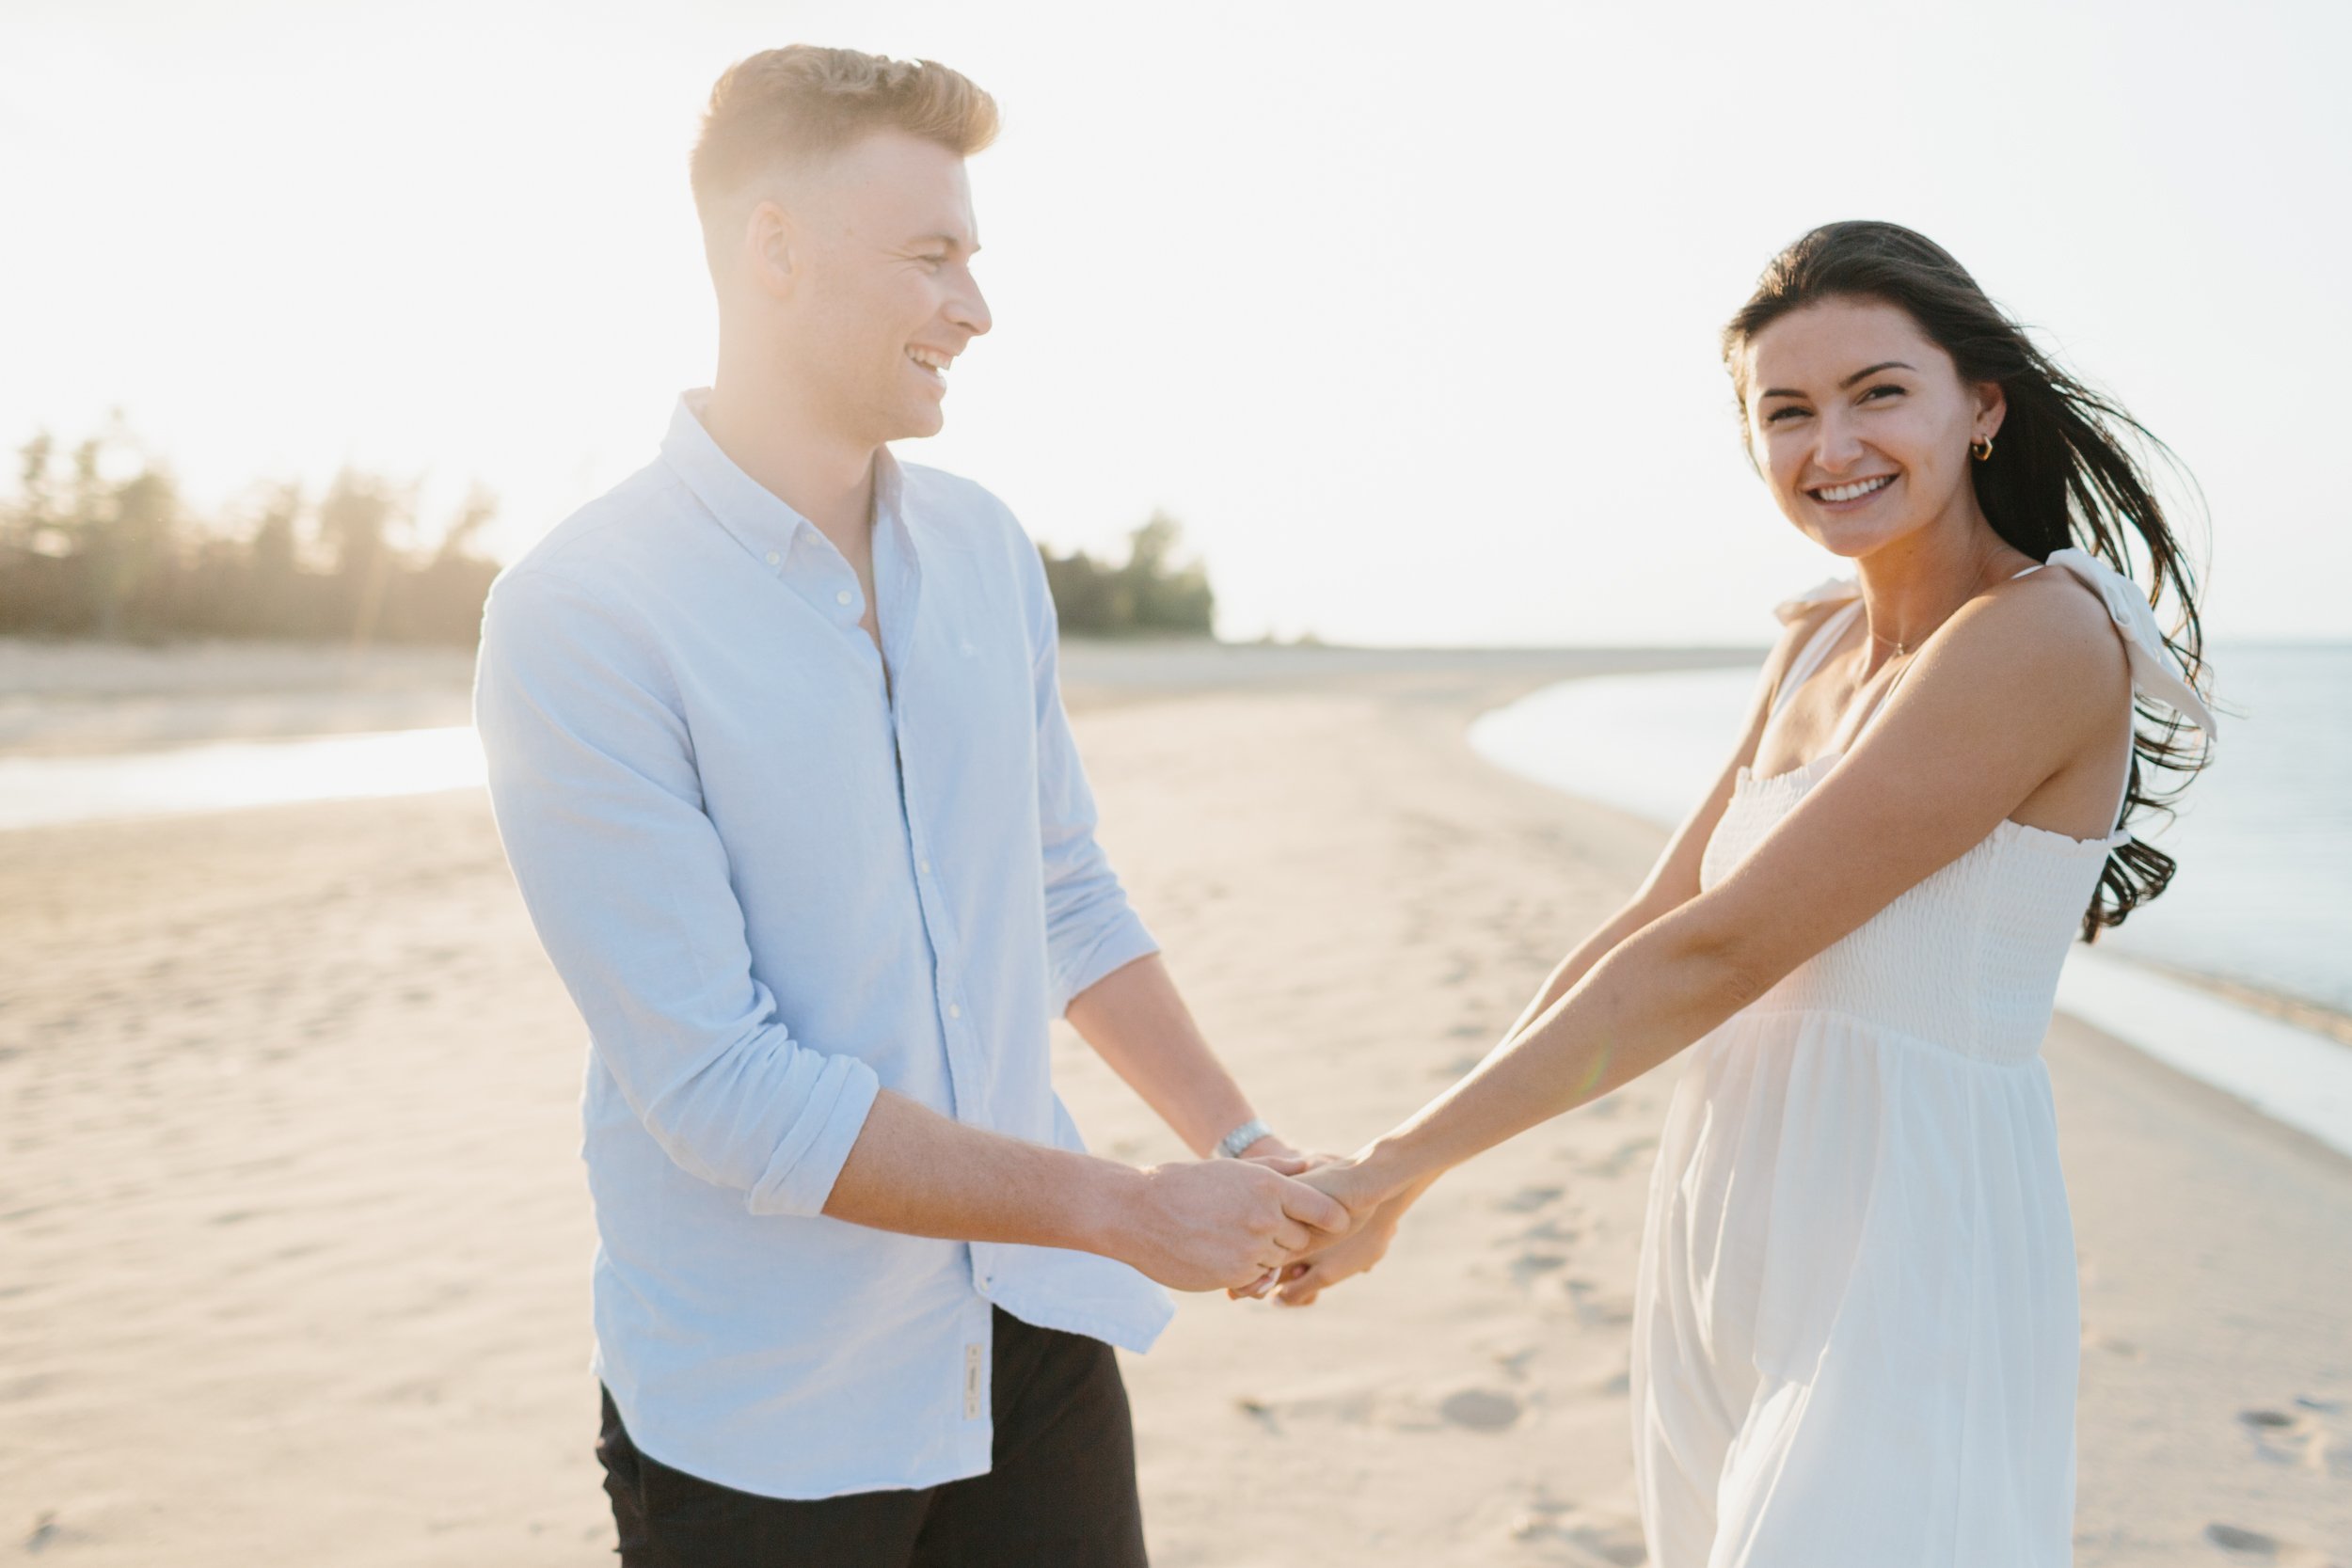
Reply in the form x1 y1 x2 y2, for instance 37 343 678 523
473 566 878 1215
1026 573 1158 1015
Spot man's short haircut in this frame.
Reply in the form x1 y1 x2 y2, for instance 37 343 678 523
691 46 998 231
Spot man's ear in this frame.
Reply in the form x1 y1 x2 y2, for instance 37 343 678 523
745 198 798 301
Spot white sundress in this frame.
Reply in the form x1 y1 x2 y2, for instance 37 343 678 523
1629 549 2216 1568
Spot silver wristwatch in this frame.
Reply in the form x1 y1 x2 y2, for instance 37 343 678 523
1214 1117 1275 1159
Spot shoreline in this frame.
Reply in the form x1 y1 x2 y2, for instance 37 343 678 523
1470 664 2352 1161
6 632 2344 1067
7 637 2345 1059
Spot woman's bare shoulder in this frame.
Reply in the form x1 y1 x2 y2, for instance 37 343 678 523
1915 564 2131 721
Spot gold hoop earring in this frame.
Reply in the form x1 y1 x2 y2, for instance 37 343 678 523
1972 434 1995 462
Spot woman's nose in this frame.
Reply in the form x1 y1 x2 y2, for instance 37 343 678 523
1812 412 1866 472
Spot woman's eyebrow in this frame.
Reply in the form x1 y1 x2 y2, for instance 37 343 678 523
1838 358 1914 388
1758 359 1915 401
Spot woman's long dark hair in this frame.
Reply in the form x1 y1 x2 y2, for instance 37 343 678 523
1723 220 2212 939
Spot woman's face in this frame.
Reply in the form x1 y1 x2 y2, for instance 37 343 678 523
1739 295 2004 560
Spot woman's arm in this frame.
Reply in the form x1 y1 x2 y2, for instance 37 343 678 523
1496 614 1825 1043
1317 578 2130 1213
1261 619 1827 1304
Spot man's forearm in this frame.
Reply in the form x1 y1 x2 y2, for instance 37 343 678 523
1065 954 1267 1157
823 1088 1134 1251
820 1086 1350 1291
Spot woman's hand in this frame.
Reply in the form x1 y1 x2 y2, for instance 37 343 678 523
1225 1154 1425 1303
1266 1187 1416 1306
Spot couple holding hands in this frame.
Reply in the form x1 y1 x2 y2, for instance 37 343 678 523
474 44 2216 1568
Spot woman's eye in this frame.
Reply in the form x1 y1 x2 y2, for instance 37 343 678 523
1764 405 1808 423
1859 383 1904 403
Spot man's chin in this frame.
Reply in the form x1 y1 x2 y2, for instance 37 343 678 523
890 404 947 443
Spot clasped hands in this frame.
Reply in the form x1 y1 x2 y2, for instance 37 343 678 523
1123 1144 1413 1308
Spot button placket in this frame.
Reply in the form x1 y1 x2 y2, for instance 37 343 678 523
895 699 983 1130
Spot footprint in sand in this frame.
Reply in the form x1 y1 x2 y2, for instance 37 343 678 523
2203 1523 2336 1566
2238 1405 2351 1478
1438 1387 1522 1432
1510 1505 1647 1567
1579 1137 1659 1179
1561 1522 1648 1567
1497 1185 1565 1214
2080 1327 2142 1360
1510 1251 1570 1287
1550 1276 1634 1326
1491 1345 1539 1382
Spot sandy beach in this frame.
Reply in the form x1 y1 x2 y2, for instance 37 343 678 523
4 641 2348 1565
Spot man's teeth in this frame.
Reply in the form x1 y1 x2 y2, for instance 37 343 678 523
1816 475 1893 502
908 349 950 373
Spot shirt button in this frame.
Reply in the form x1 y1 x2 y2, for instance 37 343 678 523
917 858 931 874
835 589 853 607
947 1004 962 1020
765 551 780 566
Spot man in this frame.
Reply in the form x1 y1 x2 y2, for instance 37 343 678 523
472 45 1345 1566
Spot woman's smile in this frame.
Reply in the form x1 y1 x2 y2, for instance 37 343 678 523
1805 472 1899 511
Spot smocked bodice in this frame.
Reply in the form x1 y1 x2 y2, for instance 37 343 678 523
1699 754 2119 1065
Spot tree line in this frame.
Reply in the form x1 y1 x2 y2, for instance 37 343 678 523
0 421 498 646
1038 513 1215 638
0 421 1216 645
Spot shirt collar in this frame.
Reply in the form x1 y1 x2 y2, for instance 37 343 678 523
660 388 909 571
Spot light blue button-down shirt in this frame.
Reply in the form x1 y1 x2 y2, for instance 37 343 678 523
473 392 1172 1500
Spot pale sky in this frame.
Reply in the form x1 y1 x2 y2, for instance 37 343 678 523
4 0 2347 644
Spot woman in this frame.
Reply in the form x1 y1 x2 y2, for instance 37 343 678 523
1280 222 2216 1564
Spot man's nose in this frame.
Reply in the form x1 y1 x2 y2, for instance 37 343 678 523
949 270 993 338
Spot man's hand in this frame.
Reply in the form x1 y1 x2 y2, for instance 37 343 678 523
1228 1156 1426 1305
1268 1189 1415 1306
1108 1156 1351 1291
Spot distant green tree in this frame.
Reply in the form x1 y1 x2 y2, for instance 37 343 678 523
0 419 503 647
1039 514 1215 638
1118 512 1215 634
318 467 416 649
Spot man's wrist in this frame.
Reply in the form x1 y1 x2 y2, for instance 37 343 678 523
1073 1156 1152 1261
1214 1116 1275 1159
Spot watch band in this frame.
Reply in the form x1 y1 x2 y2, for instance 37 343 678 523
1215 1117 1274 1159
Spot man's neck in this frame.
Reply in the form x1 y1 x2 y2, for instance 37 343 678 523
702 358 880 562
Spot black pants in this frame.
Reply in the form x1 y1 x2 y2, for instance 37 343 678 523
596 1309 1148 1566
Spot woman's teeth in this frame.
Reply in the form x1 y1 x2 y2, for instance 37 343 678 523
1815 475 1893 503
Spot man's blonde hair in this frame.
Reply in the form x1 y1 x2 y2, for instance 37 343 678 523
691 46 998 228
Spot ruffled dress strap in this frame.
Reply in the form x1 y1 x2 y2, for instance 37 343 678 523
2036 548 2217 737
1772 576 1861 626
1766 578 1864 723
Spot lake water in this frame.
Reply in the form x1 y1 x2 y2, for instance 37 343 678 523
0 725 485 831
1470 645 2352 1159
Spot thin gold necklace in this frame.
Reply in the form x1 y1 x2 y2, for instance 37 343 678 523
1867 566 2002 658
